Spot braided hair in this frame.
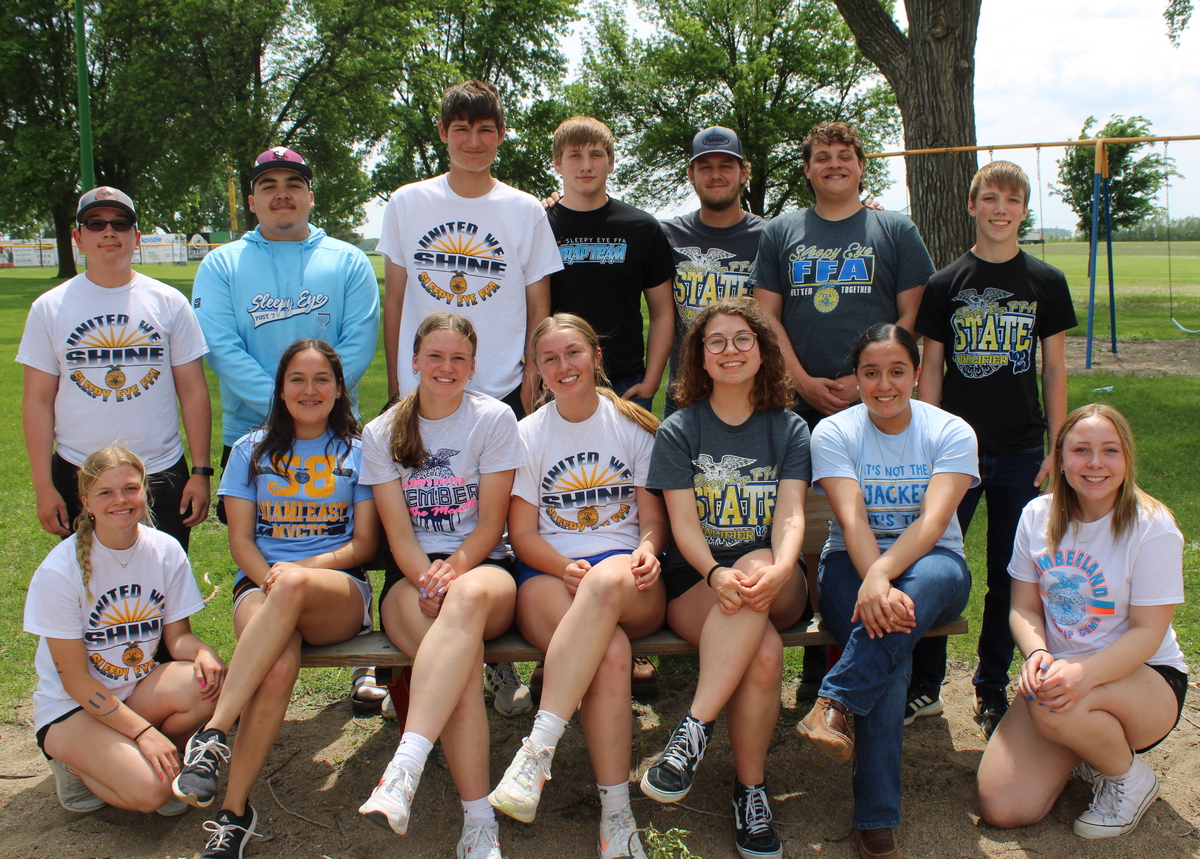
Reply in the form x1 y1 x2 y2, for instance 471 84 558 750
73 447 154 596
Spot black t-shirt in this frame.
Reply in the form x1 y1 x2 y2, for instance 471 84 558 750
916 250 1077 453
548 198 676 379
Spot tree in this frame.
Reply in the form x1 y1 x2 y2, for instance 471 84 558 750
833 0 981 268
574 0 899 219
1166 0 1192 46
1051 115 1178 240
369 0 578 201
0 0 96 277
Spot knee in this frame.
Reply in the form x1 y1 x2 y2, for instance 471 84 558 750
977 783 1047 830
259 650 301 698
577 564 632 611
265 566 312 609
594 634 633 687
118 771 175 814
441 575 492 621
744 634 783 690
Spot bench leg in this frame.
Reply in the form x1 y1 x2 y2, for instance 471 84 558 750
385 666 413 731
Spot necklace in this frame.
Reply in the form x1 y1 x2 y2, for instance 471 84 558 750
97 533 141 568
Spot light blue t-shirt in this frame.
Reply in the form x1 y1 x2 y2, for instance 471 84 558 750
811 400 978 556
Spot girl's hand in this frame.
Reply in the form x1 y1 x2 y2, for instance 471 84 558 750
192 650 227 703
1032 658 1091 713
852 572 915 638
630 545 660 591
135 726 181 781
419 558 459 603
711 566 744 614
737 563 790 612
1016 649 1052 700
261 561 302 595
562 559 591 596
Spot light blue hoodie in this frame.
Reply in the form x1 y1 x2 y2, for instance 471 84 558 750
192 225 379 446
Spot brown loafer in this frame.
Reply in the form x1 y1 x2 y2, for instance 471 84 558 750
856 827 902 859
797 697 853 763
632 655 660 696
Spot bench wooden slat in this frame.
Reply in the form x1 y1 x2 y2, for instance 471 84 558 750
300 615 969 668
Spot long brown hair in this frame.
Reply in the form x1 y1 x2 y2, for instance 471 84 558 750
389 313 479 469
530 313 659 436
249 339 360 480
74 446 154 596
1046 403 1173 550
671 297 794 411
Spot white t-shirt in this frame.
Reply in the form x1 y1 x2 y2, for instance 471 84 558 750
377 175 563 399
1009 494 1187 672
512 396 655 558
811 400 979 555
24 527 207 732
360 391 522 558
16 273 208 472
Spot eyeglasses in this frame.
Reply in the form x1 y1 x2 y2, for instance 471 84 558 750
703 332 757 354
80 218 134 232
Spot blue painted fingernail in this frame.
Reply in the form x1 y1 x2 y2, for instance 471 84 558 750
1038 701 1045 706
419 589 426 597
438 588 446 595
1026 694 1034 700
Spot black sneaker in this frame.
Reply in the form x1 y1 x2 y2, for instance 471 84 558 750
903 689 943 727
732 781 782 859
201 805 259 859
974 688 1010 740
639 712 714 803
173 727 230 808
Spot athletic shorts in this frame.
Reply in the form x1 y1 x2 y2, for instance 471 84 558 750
232 566 374 635
1136 663 1188 753
661 542 807 602
380 551 517 606
36 707 83 760
516 549 629 587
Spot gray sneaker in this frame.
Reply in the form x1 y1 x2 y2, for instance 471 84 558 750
48 758 106 813
484 662 533 717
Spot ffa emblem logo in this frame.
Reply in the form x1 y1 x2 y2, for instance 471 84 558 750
105 366 127 389
814 286 839 313
450 271 469 295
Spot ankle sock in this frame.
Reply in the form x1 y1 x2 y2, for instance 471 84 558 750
462 796 495 825
392 731 434 774
530 710 569 752
597 781 630 813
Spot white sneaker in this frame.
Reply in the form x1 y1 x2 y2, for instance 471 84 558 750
457 817 503 859
358 759 421 835
598 804 647 859
155 794 190 817
1072 760 1103 788
488 737 553 823
48 759 105 813
381 694 397 720
1073 756 1158 839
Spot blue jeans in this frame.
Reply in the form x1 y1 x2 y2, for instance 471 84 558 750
818 548 971 829
910 446 1042 695
611 372 654 413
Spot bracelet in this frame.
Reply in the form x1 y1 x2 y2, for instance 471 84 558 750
132 724 153 742
706 563 724 587
191 466 215 476
1025 649 1050 663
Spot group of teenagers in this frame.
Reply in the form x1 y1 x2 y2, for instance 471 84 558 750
19 77 1187 859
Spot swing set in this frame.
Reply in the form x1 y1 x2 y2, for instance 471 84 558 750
871 133 1200 367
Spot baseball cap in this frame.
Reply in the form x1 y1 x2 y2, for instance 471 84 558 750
77 187 137 223
690 127 744 163
249 147 313 186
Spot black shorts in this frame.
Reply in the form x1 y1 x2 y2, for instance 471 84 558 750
661 542 807 602
379 551 516 607
35 707 83 760
1136 663 1188 754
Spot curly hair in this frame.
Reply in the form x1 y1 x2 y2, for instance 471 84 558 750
802 121 867 194
671 297 795 411
249 339 359 481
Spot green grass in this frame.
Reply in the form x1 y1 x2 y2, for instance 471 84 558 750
2 255 1198 717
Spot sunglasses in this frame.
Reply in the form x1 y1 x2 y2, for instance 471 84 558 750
80 218 135 232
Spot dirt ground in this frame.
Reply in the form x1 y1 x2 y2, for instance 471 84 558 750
2 338 1196 859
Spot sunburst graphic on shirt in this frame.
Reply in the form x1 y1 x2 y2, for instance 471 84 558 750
93 599 163 628
428 234 501 258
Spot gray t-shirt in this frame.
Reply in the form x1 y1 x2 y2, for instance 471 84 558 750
660 210 765 383
360 391 522 558
749 207 934 385
648 401 811 552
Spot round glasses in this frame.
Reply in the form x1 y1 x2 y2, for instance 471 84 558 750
80 218 134 232
702 332 757 354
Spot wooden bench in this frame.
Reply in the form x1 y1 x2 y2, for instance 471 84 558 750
300 493 969 669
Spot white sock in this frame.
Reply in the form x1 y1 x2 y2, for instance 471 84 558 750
598 781 629 813
529 710 569 752
392 731 434 774
462 796 495 825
